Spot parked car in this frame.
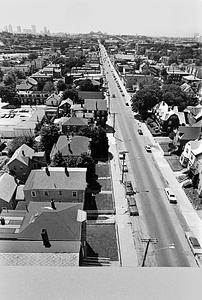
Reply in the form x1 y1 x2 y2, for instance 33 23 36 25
185 232 202 255
125 181 135 195
145 145 151 152
165 187 177 204
112 94 116 98
138 128 143 135
129 204 139 216
122 163 128 172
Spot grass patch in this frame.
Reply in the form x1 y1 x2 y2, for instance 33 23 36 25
96 163 110 178
166 157 183 171
84 193 114 211
86 224 118 261
98 178 112 191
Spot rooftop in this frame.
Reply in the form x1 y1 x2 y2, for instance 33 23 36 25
24 167 87 191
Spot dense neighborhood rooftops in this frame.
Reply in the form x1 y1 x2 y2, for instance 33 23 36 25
78 91 104 100
84 99 107 111
24 167 87 191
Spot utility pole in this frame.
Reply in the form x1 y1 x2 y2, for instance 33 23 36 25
112 112 117 137
121 153 126 183
141 238 158 267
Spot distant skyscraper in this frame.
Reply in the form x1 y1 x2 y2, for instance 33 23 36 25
8 24 13 33
44 26 48 35
17 25 22 34
31 25 37 34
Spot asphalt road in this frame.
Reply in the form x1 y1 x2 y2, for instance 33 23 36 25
100 44 195 266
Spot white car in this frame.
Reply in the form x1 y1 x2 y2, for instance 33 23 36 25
185 232 202 255
145 145 152 152
165 188 177 204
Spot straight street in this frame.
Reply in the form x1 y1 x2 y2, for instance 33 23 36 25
100 44 197 266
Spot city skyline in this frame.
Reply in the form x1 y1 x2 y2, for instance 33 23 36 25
0 0 201 37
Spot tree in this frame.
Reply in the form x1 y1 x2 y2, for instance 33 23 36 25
0 68 4 82
7 135 36 157
162 84 198 111
28 53 38 60
3 71 17 86
0 86 18 104
131 79 162 120
56 80 67 92
62 88 79 102
40 124 59 161
43 81 55 92
76 153 96 182
79 79 99 91
50 151 66 167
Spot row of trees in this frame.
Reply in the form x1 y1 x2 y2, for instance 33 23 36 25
131 78 198 120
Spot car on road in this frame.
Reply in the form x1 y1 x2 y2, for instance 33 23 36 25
112 94 115 98
138 128 143 135
165 187 177 204
119 153 125 160
185 232 202 255
145 145 152 152
129 204 139 216
125 181 135 195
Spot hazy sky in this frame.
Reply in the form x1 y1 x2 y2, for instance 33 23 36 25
1 0 202 36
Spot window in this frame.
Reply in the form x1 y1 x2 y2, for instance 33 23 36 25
31 191 36 197
44 191 49 196
58 191 62 196
186 148 188 153
72 191 77 197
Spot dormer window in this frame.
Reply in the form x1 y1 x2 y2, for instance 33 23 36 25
31 191 36 197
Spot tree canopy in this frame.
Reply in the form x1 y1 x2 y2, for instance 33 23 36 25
7 135 37 157
39 124 59 161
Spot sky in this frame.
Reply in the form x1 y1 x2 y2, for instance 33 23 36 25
0 0 202 37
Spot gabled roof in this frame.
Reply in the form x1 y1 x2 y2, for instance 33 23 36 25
84 99 107 111
16 80 32 91
0 173 17 203
51 135 90 158
18 201 83 241
62 116 88 127
178 126 201 140
7 144 34 167
59 98 73 107
24 167 87 191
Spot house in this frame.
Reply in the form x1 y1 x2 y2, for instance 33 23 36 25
50 135 90 160
184 104 202 125
180 140 202 168
59 98 73 115
16 80 33 92
153 101 180 133
83 99 108 126
180 83 195 96
23 167 87 204
0 201 86 266
7 144 46 183
61 116 88 135
173 126 201 153
45 93 62 107
0 173 17 212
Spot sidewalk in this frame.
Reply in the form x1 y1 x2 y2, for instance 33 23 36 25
142 122 202 247
107 119 138 267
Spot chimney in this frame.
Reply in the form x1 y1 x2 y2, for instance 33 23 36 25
68 143 73 154
41 229 51 248
0 217 5 225
51 199 56 210
45 166 50 176
64 166 69 177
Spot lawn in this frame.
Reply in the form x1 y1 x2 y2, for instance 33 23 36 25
166 156 183 171
84 193 114 211
98 178 112 191
86 224 119 261
96 163 110 178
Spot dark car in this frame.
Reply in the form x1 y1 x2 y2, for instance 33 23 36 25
125 181 135 195
138 128 143 135
125 103 129 106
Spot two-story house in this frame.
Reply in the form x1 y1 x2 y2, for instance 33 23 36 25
0 173 17 212
180 140 202 168
61 116 88 135
173 126 201 154
23 167 87 205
